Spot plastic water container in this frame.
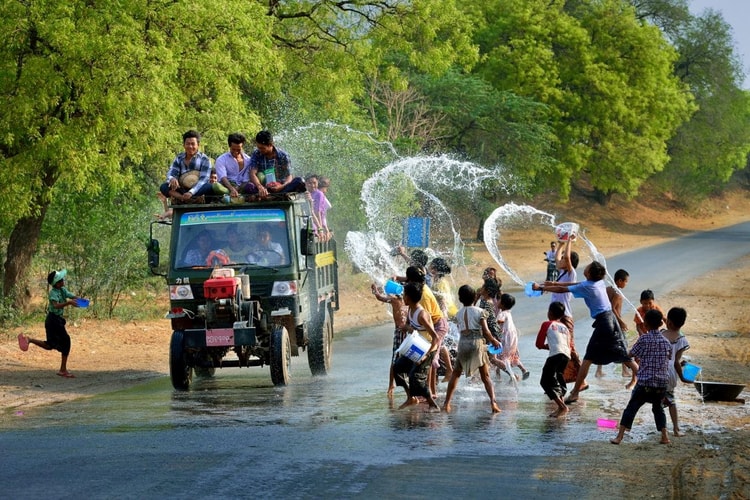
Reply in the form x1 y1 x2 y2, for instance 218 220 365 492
384 280 404 296
397 332 431 362
75 298 90 308
682 362 701 382
488 344 503 355
555 222 579 242
524 282 542 297
597 418 618 428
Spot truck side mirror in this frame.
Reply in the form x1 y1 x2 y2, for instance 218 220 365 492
147 238 160 268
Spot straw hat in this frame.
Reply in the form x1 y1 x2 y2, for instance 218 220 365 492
179 171 200 189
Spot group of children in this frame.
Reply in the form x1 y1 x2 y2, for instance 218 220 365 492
374 239 694 445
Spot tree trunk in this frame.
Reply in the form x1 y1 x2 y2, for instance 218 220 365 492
3 205 48 310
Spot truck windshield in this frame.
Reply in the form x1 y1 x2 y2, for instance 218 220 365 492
173 208 291 269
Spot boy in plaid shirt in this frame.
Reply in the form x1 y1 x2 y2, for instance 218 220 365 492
611 309 672 445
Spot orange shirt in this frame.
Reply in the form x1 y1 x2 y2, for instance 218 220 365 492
419 285 444 324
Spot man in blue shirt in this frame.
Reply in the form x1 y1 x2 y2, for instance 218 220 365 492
247 130 305 197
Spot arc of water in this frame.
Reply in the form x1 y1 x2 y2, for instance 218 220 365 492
482 202 557 286
578 230 641 322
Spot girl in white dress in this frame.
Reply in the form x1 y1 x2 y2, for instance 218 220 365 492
442 285 502 413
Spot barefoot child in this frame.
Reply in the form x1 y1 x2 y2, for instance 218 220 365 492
371 283 408 397
535 261 638 404
442 285 502 413
535 301 572 418
610 309 673 445
661 307 690 437
634 289 665 335
17 269 85 378
391 283 440 410
496 293 530 381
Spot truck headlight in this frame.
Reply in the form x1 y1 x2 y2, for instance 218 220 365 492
271 281 298 296
169 284 195 300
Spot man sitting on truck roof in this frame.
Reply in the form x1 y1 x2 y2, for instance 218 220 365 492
247 130 306 197
214 133 256 200
159 130 215 203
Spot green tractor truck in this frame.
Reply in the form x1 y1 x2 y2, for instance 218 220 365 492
148 194 338 390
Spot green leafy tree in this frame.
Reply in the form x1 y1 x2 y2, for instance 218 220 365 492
658 11 750 200
471 0 694 203
0 0 274 308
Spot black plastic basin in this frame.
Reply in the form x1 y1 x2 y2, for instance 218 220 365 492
694 381 745 402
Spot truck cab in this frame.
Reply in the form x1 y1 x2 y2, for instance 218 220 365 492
148 194 338 390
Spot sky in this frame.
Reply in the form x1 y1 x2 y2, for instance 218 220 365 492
688 0 750 88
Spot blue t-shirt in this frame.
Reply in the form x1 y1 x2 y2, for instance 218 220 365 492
568 280 611 318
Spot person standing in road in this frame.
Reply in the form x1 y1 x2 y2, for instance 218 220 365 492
535 261 638 404
610 309 672 445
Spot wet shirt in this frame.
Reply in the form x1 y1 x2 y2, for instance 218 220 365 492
48 287 75 316
248 147 292 184
535 320 571 358
568 280 610 318
418 285 444 324
630 329 672 388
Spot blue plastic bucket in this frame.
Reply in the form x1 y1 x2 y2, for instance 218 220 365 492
488 344 503 355
682 362 701 382
524 282 542 297
75 298 90 308
384 280 404 296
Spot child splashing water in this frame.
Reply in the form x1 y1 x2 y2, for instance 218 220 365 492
442 285 502 413
392 282 440 410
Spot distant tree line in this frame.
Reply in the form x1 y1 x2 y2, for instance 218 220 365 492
0 0 748 312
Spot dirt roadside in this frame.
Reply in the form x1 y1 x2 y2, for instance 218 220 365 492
1 189 749 497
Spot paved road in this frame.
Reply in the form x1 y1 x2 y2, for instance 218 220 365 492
1 222 748 499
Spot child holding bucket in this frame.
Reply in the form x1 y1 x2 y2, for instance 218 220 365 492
442 285 502 413
391 282 440 410
371 282 408 397
17 269 86 378
661 307 691 437
610 309 672 445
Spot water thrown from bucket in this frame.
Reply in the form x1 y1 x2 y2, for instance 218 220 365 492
348 153 519 284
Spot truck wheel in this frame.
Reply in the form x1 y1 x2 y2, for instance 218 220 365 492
308 303 333 376
169 331 192 391
270 325 291 386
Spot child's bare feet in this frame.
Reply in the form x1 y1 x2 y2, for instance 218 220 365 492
625 379 636 390
490 402 501 413
399 396 419 409
660 429 671 444
595 366 604 378
550 405 568 418
442 403 452 413
387 386 394 397
610 436 623 445
673 429 684 437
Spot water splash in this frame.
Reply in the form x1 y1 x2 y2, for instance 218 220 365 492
351 154 518 284
482 203 557 285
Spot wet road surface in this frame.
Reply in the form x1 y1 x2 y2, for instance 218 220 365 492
1 222 749 498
